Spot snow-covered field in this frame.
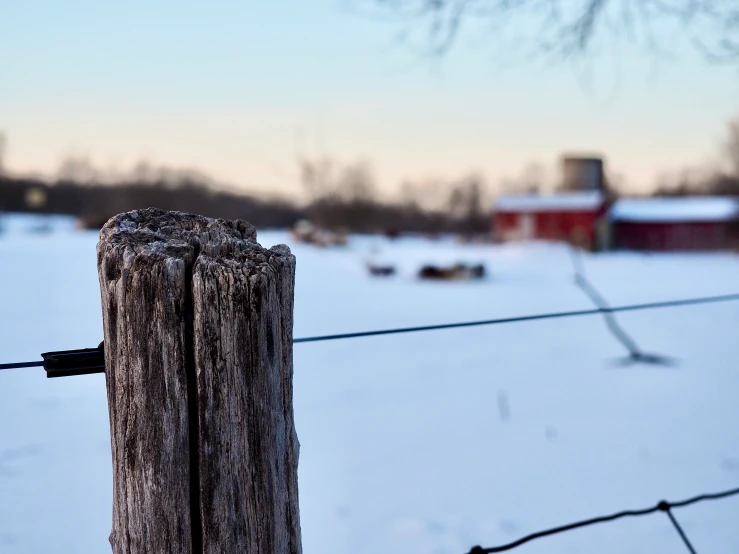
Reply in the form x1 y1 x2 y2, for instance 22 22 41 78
1 213 738 554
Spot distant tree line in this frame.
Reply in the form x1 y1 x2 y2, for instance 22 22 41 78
653 117 739 197
0 156 492 235
0 175 302 229
298 157 490 235
653 172 739 198
3 111 737 235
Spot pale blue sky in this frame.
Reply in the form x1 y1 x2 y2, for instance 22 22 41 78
1 0 738 198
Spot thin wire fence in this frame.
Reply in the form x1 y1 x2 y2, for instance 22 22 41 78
466 249 739 553
469 486 739 553
294 291 739 343
2 251 739 553
2 291 739 370
569 246 674 365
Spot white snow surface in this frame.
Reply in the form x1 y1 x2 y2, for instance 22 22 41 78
494 191 605 212
610 196 739 222
0 212 78 235
1 221 739 554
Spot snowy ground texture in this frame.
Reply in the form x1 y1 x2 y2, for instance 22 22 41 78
1 213 738 554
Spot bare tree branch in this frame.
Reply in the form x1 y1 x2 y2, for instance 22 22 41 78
359 0 739 63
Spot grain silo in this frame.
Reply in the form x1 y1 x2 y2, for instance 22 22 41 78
561 155 605 192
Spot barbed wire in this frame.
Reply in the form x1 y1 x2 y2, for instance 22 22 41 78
467 486 739 553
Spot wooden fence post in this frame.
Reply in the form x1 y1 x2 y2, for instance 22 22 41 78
97 208 301 554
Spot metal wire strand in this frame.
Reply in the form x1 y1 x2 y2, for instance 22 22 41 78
0 360 44 371
469 487 739 554
3 293 739 369
468 505 659 553
663 508 698 554
294 292 739 343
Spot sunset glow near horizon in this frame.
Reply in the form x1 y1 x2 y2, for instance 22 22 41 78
2 0 738 200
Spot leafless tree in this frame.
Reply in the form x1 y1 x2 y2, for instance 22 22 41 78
726 116 739 177
521 162 547 192
361 0 738 62
296 156 492 232
447 173 488 233
299 157 335 203
399 177 450 212
57 155 100 184
335 160 378 203
0 132 6 176
498 162 547 194
652 115 739 196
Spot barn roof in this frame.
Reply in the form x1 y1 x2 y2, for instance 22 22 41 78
494 190 605 212
609 196 739 223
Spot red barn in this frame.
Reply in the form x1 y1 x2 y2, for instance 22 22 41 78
608 197 739 251
493 191 608 250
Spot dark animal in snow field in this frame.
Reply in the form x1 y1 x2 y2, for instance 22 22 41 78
418 263 486 281
366 263 396 277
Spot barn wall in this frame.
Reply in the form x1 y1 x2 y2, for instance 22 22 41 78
492 210 602 249
612 221 732 251
533 211 599 247
492 212 520 241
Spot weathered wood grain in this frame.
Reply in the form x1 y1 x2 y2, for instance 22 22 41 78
97 208 300 554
